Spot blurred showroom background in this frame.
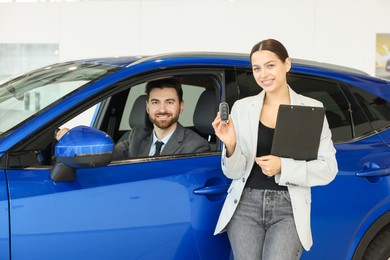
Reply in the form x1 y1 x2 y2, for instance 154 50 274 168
0 0 389 83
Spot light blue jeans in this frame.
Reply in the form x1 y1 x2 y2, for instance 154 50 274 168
227 188 303 260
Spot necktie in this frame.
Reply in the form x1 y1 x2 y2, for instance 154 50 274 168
154 141 164 156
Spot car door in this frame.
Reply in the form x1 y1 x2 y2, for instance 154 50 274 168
5 71 232 260
289 76 390 259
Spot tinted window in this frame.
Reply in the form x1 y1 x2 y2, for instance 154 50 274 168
288 75 353 143
345 85 390 132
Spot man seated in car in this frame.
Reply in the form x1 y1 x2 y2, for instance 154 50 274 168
113 78 210 159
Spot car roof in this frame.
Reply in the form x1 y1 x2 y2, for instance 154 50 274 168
76 52 369 76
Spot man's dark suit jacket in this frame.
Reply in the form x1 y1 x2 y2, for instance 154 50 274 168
113 123 210 159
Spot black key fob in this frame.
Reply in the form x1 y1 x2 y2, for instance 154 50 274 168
219 102 229 123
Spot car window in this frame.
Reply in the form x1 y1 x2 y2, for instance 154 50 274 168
346 85 390 132
288 75 353 143
59 105 97 129
232 70 364 143
0 63 117 136
119 82 147 132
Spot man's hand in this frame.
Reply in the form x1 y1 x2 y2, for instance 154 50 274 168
56 128 70 141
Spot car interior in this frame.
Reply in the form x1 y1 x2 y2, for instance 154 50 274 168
94 74 220 160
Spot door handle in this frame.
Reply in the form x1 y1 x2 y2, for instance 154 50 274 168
356 168 390 177
193 184 229 195
356 162 390 178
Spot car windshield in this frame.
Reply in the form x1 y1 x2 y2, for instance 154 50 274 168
0 62 118 136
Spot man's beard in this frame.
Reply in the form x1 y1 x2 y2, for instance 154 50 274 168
150 113 179 129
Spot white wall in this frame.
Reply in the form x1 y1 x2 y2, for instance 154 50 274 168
0 0 389 75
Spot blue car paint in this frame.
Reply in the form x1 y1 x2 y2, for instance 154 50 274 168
302 132 390 259
90 102 102 127
6 155 231 260
0 171 10 260
1 53 390 259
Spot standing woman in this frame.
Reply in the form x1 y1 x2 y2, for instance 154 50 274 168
212 39 338 259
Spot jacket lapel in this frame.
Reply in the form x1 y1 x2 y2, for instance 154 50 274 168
249 91 265 155
161 123 185 155
289 86 305 106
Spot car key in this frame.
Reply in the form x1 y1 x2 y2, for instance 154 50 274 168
219 102 229 123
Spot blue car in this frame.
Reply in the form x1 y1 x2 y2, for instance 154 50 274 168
0 53 390 260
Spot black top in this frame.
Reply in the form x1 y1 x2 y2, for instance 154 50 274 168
245 121 288 191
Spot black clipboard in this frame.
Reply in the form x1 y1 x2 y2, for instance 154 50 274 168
271 105 325 161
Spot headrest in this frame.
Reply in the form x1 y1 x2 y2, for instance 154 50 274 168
193 90 217 135
129 95 152 128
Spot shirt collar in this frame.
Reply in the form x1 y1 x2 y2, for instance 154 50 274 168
152 129 174 145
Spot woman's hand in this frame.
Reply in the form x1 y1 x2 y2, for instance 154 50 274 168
212 112 236 156
255 155 281 177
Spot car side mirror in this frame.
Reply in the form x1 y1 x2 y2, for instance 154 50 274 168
50 126 114 182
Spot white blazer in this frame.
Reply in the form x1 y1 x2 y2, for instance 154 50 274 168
214 87 338 251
